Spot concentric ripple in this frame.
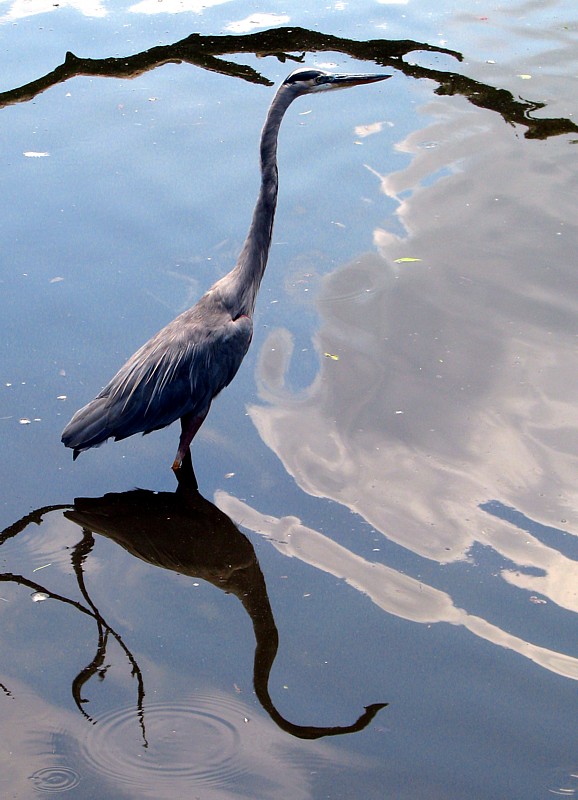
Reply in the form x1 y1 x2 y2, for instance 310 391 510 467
81 694 250 792
545 767 578 796
29 766 81 793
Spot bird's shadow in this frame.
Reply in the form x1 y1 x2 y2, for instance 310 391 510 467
0 461 385 743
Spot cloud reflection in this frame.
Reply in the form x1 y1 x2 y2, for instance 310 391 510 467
128 0 231 15
240 94 578 674
216 492 578 682
224 13 290 33
0 673 87 798
0 0 106 21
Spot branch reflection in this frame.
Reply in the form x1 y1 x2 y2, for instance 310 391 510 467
0 27 575 140
1 512 149 744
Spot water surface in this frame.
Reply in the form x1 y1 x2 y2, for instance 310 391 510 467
1 1 577 798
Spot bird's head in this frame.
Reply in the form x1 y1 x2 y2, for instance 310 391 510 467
282 67 391 95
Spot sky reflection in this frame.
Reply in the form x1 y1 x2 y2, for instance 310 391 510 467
128 0 231 15
217 491 578 682
238 89 578 665
0 0 106 20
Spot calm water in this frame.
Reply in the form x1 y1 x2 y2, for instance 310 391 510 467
1 1 577 798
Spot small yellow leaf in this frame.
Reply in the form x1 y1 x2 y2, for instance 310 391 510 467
394 257 422 263
323 352 340 361
517 74 532 79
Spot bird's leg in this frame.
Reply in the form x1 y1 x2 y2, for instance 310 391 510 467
172 411 207 473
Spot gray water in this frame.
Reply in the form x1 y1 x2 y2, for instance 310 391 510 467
1 1 577 798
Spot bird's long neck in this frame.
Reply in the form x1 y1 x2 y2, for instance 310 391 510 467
226 85 296 317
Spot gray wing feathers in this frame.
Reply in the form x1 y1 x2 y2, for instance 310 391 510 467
61 396 111 454
62 309 253 454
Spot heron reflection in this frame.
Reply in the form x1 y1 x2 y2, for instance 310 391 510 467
65 461 386 740
0 464 385 741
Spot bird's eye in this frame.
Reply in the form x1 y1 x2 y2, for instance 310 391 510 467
314 75 326 84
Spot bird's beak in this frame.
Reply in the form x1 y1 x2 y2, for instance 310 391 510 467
329 73 391 89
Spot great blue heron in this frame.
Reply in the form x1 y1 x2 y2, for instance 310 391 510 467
62 67 390 471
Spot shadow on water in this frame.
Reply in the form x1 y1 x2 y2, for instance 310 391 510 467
0 26 575 140
0 459 386 745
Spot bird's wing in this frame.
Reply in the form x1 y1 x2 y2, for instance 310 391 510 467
62 309 253 452
101 311 253 440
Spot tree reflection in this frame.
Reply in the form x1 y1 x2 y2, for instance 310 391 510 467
0 505 149 743
0 26 575 140
0 461 385 743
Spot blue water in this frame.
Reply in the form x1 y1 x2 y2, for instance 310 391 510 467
1 1 577 797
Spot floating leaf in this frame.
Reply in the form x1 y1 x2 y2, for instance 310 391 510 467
517 74 532 79
394 257 422 263
323 352 340 361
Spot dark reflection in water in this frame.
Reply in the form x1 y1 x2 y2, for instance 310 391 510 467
0 27 575 141
0 460 385 744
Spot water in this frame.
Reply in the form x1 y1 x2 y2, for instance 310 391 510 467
1 1 577 797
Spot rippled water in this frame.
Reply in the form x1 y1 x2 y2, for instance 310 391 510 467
30 767 81 794
1 1 577 798
81 695 251 792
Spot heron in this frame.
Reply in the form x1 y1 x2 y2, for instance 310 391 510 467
62 67 390 472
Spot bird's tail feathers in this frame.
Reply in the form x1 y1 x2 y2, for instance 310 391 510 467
61 396 112 456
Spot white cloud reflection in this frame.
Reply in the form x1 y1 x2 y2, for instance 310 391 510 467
253 100 578 547
217 492 578 682
0 0 237 18
0 674 88 799
225 13 290 33
354 120 392 138
229 94 578 675
0 0 106 21
128 0 231 15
